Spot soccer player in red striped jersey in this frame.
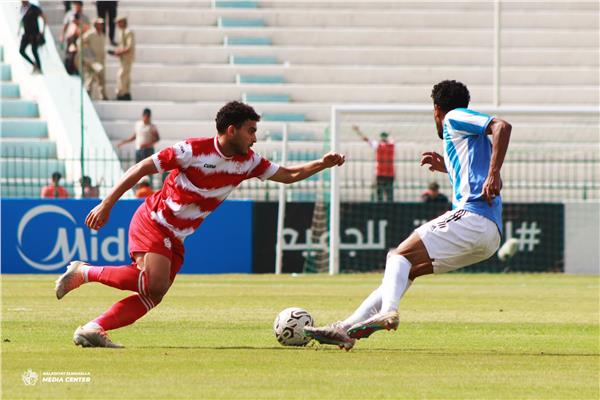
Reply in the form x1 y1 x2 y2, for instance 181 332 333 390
55 101 346 348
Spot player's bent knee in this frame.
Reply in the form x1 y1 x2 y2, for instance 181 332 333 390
408 264 433 281
147 280 170 304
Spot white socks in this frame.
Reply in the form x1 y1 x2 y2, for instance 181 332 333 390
380 254 412 313
341 254 413 328
80 265 91 283
341 285 383 329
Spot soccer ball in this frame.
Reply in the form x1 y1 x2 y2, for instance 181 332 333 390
273 307 314 346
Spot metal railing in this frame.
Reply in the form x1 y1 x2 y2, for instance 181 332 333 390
1 146 598 202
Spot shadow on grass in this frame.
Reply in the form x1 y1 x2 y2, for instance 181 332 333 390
130 345 599 356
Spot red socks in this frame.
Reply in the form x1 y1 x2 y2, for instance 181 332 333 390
85 264 158 331
86 265 144 293
94 294 156 331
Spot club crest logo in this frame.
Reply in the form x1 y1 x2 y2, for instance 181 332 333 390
22 369 38 386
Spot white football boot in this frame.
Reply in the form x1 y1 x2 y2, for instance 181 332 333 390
304 321 356 351
55 261 87 300
347 311 400 340
73 326 124 349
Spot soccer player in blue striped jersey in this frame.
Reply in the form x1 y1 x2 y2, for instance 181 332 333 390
305 80 512 350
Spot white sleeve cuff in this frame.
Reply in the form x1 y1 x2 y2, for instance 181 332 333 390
151 153 164 173
258 162 280 181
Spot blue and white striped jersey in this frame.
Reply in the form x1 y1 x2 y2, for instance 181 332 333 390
442 108 502 233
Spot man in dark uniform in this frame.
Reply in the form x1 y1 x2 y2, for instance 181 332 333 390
19 0 47 74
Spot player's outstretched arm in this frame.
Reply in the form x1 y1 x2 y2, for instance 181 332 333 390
482 118 512 205
268 151 345 184
85 158 158 230
420 151 447 173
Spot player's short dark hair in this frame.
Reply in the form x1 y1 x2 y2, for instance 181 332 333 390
142 108 151 116
431 80 470 112
51 172 62 181
71 1 83 6
215 101 260 133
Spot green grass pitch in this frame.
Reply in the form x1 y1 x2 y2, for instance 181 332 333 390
2 273 599 399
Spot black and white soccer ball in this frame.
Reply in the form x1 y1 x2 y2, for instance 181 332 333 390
273 307 314 346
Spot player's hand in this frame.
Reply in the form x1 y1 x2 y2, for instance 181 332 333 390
420 151 446 173
321 152 346 168
322 152 346 167
85 202 112 230
482 171 502 206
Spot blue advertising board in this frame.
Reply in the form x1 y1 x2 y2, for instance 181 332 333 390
1 199 253 274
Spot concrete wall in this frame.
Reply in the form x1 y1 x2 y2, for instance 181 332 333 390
565 202 600 275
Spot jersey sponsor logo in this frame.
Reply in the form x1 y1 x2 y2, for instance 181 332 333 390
203 163 216 169
16 205 126 271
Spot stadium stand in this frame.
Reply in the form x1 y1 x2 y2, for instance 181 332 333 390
40 1 599 202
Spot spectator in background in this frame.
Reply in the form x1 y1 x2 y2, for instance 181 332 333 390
60 1 90 43
134 180 154 198
41 172 69 198
81 18 108 100
96 1 118 46
80 176 101 198
109 15 135 101
118 108 160 163
18 0 47 74
421 181 449 203
60 2 90 75
352 125 395 202
63 12 86 75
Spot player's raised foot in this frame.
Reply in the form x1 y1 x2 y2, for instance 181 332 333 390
73 326 124 349
347 311 400 340
55 261 88 300
304 322 355 351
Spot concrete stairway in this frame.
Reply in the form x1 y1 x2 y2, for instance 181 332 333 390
0 47 72 198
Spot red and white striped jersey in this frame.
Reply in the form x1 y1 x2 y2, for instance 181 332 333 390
147 136 279 241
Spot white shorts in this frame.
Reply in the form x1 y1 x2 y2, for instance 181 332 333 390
415 209 501 274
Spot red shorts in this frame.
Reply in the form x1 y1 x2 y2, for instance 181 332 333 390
128 204 184 281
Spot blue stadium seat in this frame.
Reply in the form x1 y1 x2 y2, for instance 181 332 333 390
1 64 11 81
0 120 48 138
1 140 57 158
0 159 66 179
1 99 39 118
242 93 290 103
288 151 320 161
218 17 265 28
224 36 272 46
230 55 279 65
237 74 284 84
262 113 306 122
0 82 20 98
290 192 318 202
214 0 258 8
268 131 316 141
